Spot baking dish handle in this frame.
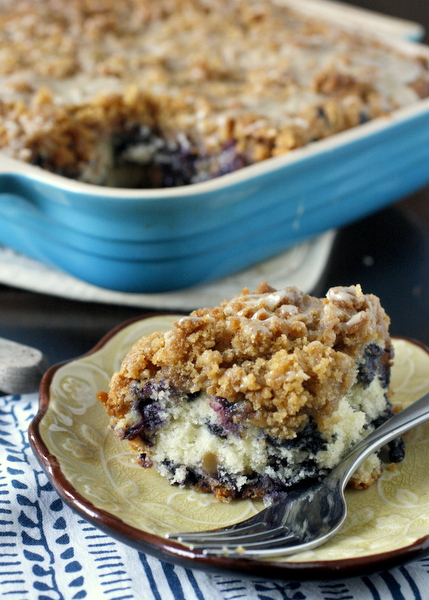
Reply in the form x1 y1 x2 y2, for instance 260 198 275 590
0 191 47 225
0 152 72 195
0 191 56 266
0 153 66 188
0 153 33 175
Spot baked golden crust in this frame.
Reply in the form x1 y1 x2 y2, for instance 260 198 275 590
103 283 392 439
1 0 429 185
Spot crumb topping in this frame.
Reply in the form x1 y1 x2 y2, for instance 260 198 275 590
1 0 429 185
105 283 391 438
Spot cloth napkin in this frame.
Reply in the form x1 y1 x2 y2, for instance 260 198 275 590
1 392 429 600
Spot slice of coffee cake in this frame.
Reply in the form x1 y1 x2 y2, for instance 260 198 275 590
98 283 403 502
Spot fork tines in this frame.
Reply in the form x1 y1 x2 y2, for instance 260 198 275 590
167 524 298 556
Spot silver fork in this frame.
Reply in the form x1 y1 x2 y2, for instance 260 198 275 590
167 391 429 558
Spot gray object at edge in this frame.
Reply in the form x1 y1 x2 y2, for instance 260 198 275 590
0 337 48 394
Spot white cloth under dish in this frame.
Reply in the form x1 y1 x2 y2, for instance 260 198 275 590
1 392 429 600
0 231 335 310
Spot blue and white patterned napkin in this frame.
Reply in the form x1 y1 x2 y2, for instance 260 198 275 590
1 392 429 600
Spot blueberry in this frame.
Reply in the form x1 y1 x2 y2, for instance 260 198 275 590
267 418 327 454
141 403 166 430
359 110 370 124
161 460 202 487
123 418 145 439
125 379 172 443
364 404 404 464
216 141 248 176
369 404 393 429
206 422 228 439
209 396 245 436
388 437 405 463
357 343 392 389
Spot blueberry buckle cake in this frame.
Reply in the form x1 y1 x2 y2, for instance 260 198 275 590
1 0 429 188
97 283 404 502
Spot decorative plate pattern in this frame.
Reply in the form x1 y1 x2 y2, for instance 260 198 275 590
29 316 429 579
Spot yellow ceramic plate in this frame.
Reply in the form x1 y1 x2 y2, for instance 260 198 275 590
29 315 429 580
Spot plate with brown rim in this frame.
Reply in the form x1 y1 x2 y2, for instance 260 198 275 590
29 314 429 580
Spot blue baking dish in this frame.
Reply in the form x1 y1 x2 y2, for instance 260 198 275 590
2 92 429 293
0 1 429 293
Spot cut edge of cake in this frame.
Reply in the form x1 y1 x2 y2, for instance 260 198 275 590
97 283 404 502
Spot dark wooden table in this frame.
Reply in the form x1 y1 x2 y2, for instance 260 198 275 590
1 0 429 367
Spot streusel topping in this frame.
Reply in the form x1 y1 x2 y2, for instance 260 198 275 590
106 283 391 438
1 0 429 185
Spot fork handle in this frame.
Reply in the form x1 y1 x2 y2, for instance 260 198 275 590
336 391 429 487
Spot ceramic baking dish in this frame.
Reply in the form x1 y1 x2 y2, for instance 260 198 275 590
0 1 428 293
